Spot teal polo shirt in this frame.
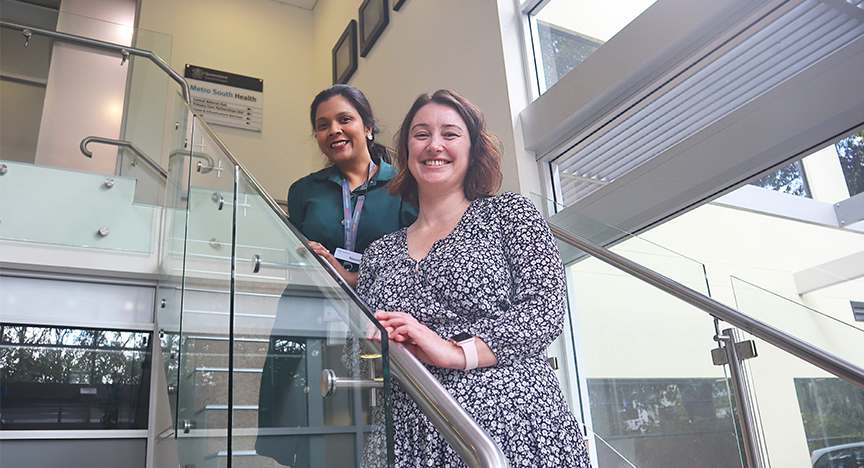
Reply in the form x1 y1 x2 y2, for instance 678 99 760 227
286 159 417 271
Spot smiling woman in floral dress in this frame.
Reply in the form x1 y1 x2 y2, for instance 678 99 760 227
357 89 591 467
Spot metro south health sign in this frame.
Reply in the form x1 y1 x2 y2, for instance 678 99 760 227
185 64 263 132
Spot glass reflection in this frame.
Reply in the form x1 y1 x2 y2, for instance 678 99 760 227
0 323 151 430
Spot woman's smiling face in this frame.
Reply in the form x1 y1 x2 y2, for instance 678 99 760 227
407 103 471 195
314 95 372 166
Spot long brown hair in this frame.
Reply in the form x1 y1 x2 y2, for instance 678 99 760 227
388 89 502 205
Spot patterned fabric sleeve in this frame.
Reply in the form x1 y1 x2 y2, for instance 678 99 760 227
356 237 381 300
471 193 567 366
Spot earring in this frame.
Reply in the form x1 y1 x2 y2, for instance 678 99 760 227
367 133 373 141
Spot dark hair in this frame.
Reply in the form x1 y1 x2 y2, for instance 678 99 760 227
389 89 502 205
309 84 392 164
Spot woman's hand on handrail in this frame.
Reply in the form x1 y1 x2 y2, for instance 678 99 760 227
305 241 358 288
370 310 498 370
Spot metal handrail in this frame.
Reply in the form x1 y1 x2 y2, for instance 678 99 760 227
0 19 513 463
191 106 510 468
549 224 864 391
0 21 190 103
80 136 168 179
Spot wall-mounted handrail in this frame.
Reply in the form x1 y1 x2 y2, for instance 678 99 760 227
0 20 190 103
549 224 864 391
80 136 168 179
190 107 510 468
167 149 216 174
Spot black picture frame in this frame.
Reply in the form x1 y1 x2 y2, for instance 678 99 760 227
358 0 389 58
332 20 358 84
393 0 407 11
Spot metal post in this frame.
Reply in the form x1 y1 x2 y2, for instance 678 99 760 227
713 328 765 468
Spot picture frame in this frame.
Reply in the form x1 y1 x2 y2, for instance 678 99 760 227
393 0 407 11
358 0 389 58
332 20 358 84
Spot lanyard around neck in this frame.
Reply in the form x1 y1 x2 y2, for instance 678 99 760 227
340 160 376 257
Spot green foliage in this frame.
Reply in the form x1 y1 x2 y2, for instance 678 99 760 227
0 325 149 385
795 378 864 453
835 131 864 197
751 161 810 197
536 21 602 90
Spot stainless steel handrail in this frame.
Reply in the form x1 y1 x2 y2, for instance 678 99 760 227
80 136 168 179
549 224 864 391
0 21 190 103
389 343 511 468
191 108 510 468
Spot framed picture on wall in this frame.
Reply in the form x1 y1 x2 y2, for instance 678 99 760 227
332 20 358 84
393 0 407 11
359 0 389 58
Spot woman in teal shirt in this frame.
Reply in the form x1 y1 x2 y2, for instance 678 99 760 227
256 85 416 468
287 84 417 287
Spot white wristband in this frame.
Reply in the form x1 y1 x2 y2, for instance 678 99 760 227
451 333 478 371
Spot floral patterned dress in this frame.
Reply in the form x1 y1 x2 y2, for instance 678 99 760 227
357 192 591 467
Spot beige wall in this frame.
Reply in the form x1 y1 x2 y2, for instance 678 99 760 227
35 0 137 175
310 0 521 195
137 0 523 202
138 0 318 202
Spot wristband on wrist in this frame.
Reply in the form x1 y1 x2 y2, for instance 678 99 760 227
450 332 478 371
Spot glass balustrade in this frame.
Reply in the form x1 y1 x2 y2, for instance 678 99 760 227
151 109 394 468
233 168 392 468
0 3 174 250
731 277 864 468
533 193 711 296
542 215 745 468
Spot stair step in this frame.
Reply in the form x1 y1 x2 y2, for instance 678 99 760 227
207 450 258 459
196 405 259 414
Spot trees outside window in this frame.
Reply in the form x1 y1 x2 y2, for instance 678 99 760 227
835 130 864 197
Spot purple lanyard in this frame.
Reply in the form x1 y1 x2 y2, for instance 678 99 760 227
340 161 376 256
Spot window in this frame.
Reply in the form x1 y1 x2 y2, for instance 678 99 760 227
794 378 864 456
0 324 152 430
526 0 656 94
587 378 741 468
750 130 864 199
750 161 812 198
836 131 864 197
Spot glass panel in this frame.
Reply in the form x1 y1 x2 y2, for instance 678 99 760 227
0 6 174 249
171 116 237 468
734 329 864 468
0 160 158 252
750 161 812 197
836 130 864 197
155 92 196 433
529 0 657 93
548 219 744 468
0 323 151 430
229 161 393 467
732 278 864 466
533 193 710 296
731 277 864 371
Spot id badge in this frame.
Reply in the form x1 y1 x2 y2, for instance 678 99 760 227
334 247 362 265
